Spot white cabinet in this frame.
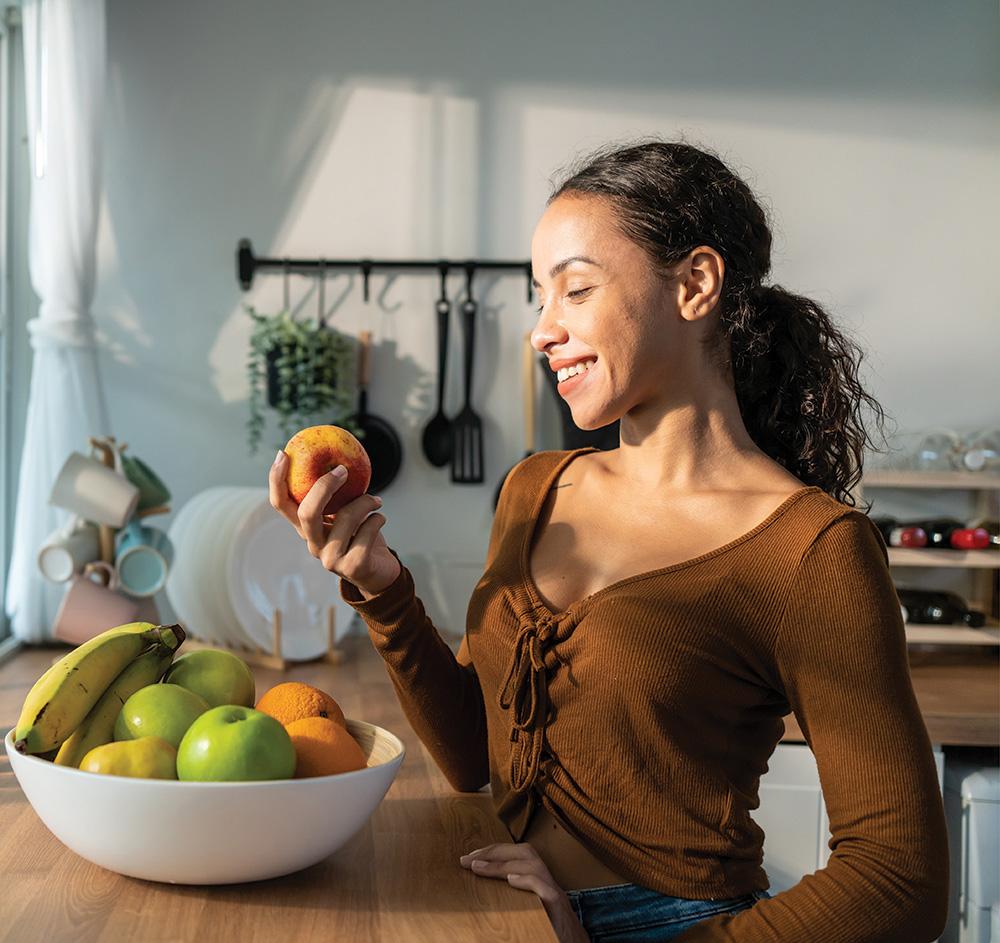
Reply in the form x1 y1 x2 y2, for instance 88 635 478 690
756 742 945 894
942 760 1000 943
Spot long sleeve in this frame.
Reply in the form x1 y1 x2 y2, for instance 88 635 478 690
676 511 949 943
339 465 523 793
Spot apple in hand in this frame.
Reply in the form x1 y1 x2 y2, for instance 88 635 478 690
176 705 296 782
282 425 372 516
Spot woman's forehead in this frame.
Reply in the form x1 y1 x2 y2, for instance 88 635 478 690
531 196 638 280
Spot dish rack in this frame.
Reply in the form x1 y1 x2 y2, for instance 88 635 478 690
50 606 345 671
177 606 346 671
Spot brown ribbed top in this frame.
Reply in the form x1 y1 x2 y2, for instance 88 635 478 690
341 448 948 942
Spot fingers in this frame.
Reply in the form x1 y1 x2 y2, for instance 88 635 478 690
268 451 304 538
319 493 383 560
461 845 561 906
297 466 350 552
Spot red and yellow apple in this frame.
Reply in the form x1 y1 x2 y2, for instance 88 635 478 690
282 425 371 516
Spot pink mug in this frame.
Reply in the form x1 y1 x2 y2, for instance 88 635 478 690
51 562 143 646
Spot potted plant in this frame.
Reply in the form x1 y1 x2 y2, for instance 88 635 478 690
245 305 358 455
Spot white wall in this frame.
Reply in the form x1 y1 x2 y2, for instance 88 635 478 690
84 0 998 636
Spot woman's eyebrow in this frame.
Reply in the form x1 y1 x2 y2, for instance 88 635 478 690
531 255 602 288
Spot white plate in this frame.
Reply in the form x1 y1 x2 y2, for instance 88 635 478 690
166 488 224 643
226 497 357 661
193 488 252 648
208 488 263 649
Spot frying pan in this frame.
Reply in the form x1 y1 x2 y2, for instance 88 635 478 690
493 331 536 509
348 330 403 494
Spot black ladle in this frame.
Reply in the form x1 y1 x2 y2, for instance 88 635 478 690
421 267 453 467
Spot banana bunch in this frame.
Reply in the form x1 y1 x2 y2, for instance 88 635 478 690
14 621 185 756
52 645 176 767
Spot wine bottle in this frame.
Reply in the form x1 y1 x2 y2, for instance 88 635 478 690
896 588 986 627
900 518 991 550
869 516 928 548
968 517 999 549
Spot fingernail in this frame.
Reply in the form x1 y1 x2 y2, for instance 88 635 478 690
472 859 486 869
372 495 382 505
332 465 347 478
273 450 284 465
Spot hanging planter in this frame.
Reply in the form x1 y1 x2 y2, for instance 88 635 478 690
245 305 358 456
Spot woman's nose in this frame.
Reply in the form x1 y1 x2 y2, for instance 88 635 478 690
530 307 569 354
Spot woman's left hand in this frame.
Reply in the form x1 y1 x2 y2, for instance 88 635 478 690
459 842 590 943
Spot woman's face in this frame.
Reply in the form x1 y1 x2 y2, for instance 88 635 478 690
530 192 709 432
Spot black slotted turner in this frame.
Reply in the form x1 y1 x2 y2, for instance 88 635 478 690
451 282 484 483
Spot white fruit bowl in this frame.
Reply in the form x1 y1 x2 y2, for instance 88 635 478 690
4 719 404 885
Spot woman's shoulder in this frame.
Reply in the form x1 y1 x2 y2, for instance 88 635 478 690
503 448 592 492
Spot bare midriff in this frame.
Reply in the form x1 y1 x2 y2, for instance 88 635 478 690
522 803 631 891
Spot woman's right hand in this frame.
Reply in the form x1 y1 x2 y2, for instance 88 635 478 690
268 451 401 600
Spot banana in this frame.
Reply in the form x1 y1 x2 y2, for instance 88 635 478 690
14 622 185 755
53 644 176 768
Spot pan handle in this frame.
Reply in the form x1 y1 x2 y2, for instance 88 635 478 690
358 329 372 389
522 330 535 453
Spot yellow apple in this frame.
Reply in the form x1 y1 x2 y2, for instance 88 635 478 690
282 425 372 516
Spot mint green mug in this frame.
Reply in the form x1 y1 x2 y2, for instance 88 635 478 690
114 521 174 598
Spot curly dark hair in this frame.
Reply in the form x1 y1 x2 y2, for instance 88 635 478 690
547 136 893 509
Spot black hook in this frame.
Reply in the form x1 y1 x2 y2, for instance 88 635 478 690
360 260 373 303
438 263 449 303
525 262 534 303
464 263 475 303
317 259 326 328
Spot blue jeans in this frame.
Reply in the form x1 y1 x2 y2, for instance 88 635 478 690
565 882 771 942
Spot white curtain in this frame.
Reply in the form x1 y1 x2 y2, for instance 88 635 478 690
4 0 111 642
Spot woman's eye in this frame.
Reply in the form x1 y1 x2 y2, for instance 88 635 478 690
535 287 594 314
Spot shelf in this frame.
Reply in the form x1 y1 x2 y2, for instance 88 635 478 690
862 469 1000 489
905 624 1000 647
888 548 1000 568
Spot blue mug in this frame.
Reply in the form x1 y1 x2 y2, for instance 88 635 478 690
115 521 174 598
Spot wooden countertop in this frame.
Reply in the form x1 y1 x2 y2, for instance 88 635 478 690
0 635 557 942
1 633 997 940
779 647 1000 746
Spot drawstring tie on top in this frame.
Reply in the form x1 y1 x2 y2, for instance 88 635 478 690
497 611 565 793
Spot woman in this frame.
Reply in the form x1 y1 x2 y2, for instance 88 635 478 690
268 139 949 942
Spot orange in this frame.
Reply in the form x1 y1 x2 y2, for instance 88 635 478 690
285 716 367 778
255 682 346 728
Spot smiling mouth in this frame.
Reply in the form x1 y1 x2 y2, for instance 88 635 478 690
555 358 597 383
556 359 596 396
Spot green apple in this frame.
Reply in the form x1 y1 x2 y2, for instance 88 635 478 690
163 649 255 709
114 683 211 749
176 705 296 782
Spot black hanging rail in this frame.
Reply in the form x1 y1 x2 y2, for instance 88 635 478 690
237 238 535 303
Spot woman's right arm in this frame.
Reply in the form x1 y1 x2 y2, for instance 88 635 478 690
268 449 514 793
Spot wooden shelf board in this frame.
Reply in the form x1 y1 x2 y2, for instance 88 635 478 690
862 469 1000 489
905 624 1000 647
888 547 1000 568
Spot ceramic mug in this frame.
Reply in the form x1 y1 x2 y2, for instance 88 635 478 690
37 516 100 583
115 521 174 598
52 562 142 646
49 451 140 528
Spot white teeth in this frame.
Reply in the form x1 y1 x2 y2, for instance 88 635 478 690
557 359 596 383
